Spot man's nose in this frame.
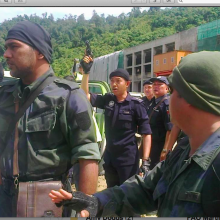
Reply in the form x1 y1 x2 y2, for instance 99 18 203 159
4 49 11 58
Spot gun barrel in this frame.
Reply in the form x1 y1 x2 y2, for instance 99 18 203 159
74 58 80 62
85 40 92 56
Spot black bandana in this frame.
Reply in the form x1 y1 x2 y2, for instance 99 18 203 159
6 21 52 63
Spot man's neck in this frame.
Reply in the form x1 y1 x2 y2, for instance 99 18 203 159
116 91 128 102
147 95 153 101
22 64 50 85
155 94 166 99
188 121 220 156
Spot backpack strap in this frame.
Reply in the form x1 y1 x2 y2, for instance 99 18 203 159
0 74 56 156
202 149 220 216
149 97 168 123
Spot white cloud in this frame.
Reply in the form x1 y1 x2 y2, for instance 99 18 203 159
0 7 149 23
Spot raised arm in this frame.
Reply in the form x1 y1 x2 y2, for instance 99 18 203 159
79 56 93 101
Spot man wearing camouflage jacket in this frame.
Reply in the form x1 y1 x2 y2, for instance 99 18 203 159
0 20 100 217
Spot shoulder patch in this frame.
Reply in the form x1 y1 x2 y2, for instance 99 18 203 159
53 78 79 90
0 77 19 87
106 92 114 96
164 98 170 106
131 97 143 103
104 92 114 99
75 111 91 131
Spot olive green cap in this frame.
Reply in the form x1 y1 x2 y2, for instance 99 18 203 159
168 51 220 116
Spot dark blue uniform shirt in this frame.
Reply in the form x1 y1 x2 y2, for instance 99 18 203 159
90 92 152 166
148 94 173 142
141 96 153 111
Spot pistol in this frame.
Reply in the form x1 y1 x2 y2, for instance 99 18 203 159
85 40 93 57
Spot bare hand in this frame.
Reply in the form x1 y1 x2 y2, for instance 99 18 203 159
139 172 143 177
49 189 72 204
160 151 167 161
80 210 90 217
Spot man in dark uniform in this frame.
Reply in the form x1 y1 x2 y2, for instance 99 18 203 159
148 76 173 169
142 79 154 110
80 62 152 187
138 79 154 173
0 21 100 217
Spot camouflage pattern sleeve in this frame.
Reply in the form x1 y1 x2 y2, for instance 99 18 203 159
94 161 165 216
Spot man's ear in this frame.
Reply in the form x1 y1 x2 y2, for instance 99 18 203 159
36 50 45 60
126 81 131 87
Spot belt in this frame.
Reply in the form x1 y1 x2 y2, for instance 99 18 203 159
1 173 68 188
1 176 63 194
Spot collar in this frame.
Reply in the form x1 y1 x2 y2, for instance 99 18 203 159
143 96 153 102
191 127 220 170
114 92 132 103
126 92 132 101
4 80 19 93
155 94 167 104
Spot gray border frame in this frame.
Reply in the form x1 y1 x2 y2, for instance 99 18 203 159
0 0 220 7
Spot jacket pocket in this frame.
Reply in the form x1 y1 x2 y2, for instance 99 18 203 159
118 110 133 129
25 109 56 133
118 110 133 121
25 109 57 150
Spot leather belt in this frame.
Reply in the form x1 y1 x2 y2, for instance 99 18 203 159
1 176 61 184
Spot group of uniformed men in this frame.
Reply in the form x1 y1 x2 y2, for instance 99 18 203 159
0 20 220 217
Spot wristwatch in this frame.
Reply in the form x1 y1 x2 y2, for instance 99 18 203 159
162 149 168 153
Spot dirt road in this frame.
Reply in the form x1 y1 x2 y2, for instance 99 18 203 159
97 175 107 192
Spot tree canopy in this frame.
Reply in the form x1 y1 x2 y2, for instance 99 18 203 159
0 7 219 77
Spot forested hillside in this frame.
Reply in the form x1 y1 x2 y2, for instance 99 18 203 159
0 7 220 77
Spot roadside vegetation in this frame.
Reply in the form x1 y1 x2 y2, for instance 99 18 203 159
0 7 220 77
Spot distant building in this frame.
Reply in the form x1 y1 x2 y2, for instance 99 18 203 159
153 50 192 77
90 18 220 92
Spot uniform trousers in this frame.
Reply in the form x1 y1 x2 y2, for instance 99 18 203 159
103 161 139 188
149 140 165 170
0 180 18 217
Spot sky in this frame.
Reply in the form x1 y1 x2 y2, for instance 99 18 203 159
0 7 149 23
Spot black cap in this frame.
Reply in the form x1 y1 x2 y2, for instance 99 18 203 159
150 76 169 86
143 79 153 86
109 68 130 81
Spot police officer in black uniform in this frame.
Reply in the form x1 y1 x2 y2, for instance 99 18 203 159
142 79 154 110
148 76 173 169
80 63 152 187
